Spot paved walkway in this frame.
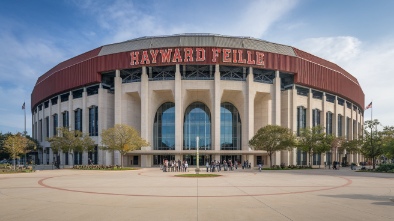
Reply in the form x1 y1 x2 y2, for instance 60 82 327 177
0 168 393 221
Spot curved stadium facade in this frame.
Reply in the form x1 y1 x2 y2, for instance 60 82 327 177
31 34 365 167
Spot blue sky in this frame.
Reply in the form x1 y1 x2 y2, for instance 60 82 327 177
1 0 394 135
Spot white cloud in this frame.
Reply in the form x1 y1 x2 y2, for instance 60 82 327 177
75 0 172 43
0 32 66 83
296 36 361 63
226 0 298 38
0 85 31 133
294 36 394 126
74 0 298 43
0 28 69 135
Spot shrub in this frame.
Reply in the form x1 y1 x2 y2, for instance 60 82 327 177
375 164 394 172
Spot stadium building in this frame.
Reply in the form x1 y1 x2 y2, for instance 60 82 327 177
31 34 365 167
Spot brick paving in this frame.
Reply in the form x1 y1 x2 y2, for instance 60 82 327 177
0 167 393 221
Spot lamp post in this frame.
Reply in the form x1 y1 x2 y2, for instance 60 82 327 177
195 136 200 174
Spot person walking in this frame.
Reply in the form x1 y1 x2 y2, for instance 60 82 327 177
185 161 188 172
258 163 262 172
206 161 209 172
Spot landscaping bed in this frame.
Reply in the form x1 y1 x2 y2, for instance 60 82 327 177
175 174 222 178
72 165 137 170
0 163 35 173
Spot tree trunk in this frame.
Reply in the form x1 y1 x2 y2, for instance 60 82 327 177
269 152 273 168
372 156 375 169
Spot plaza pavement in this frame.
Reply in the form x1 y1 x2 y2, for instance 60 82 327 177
0 167 393 221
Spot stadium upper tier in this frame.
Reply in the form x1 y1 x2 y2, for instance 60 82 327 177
31 34 364 110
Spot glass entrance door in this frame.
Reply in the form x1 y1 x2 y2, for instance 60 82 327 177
220 155 241 165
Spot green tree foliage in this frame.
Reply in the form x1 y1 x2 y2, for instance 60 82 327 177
0 132 12 159
3 133 33 170
47 128 95 165
296 125 332 167
381 126 394 161
100 124 149 167
339 138 360 155
360 120 384 169
249 125 295 168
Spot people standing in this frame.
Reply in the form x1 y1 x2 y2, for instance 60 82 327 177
185 161 188 172
164 159 168 172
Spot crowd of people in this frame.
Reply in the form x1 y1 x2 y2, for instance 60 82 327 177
324 161 345 170
161 159 188 172
161 159 252 172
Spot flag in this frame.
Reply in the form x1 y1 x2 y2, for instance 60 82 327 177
22 102 25 110
365 102 372 110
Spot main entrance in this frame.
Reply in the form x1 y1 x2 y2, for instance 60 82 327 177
220 155 241 165
183 154 212 165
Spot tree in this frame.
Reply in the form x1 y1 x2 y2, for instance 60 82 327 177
296 125 331 167
3 133 31 170
101 124 149 167
249 125 295 168
47 128 95 166
21 135 39 165
360 120 383 169
0 132 13 160
339 138 360 165
381 126 394 162
314 134 334 168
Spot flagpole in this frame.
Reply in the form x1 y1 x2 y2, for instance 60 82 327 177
370 101 373 169
371 100 372 122
24 101 26 135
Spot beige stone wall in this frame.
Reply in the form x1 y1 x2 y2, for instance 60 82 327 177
33 66 365 167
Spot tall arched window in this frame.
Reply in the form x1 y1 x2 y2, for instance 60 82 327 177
74 108 82 132
220 102 241 150
153 102 175 150
326 111 333 135
312 109 321 127
89 106 98 136
297 106 306 136
338 114 343 137
183 102 211 150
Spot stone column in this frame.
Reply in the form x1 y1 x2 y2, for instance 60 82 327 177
291 85 297 165
352 106 360 165
306 88 313 166
241 67 254 164
214 64 221 151
342 100 347 139
97 84 104 165
57 95 61 131
48 101 53 139
307 88 312 128
355 107 359 139
175 64 182 152
114 70 122 125
333 96 338 137
322 92 327 132
273 70 281 165
68 92 74 130
281 90 291 166
330 96 338 167
140 67 150 167
82 87 88 165
113 69 122 165
47 105 54 165
246 67 254 149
